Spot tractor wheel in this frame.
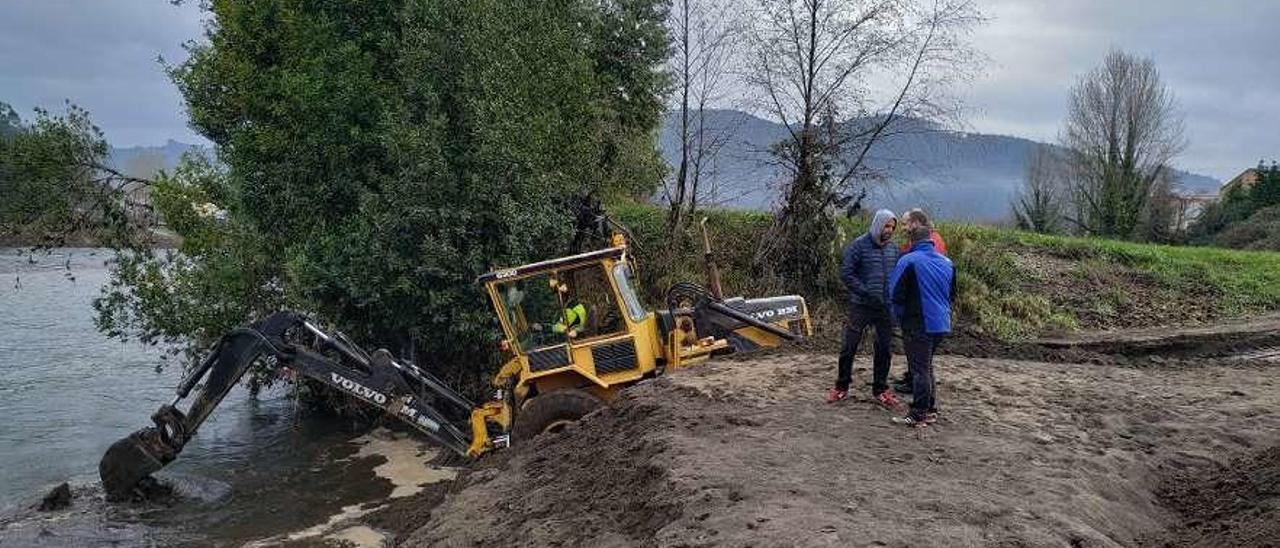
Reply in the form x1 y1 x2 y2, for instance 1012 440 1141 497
511 389 603 443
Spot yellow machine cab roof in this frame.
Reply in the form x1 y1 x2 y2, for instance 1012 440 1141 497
475 245 627 284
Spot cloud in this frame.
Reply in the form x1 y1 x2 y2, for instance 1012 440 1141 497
0 1 206 147
967 0 1280 180
0 0 1274 180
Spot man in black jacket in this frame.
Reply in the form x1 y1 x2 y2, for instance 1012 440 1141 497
826 209 902 409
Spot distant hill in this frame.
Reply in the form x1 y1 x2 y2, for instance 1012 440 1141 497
108 140 207 179
658 109 1221 221
113 119 1222 223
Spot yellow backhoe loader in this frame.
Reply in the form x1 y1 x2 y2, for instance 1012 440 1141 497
99 203 810 500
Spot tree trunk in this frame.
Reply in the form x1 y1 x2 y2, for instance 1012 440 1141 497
667 0 692 241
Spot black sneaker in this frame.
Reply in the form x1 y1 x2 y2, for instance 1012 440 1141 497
892 380 912 394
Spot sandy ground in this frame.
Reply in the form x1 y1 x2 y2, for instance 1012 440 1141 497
389 348 1279 547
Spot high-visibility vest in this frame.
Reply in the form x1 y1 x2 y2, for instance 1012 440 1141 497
552 302 587 334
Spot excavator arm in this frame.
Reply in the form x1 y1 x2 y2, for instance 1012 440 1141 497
99 311 504 501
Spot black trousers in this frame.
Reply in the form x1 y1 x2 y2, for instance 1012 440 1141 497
899 337 941 385
904 330 943 419
835 304 894 393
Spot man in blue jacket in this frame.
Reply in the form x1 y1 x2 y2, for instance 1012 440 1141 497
888 226 956 427
826 209 901 409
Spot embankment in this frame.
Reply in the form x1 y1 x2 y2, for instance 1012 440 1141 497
376 344 1278 547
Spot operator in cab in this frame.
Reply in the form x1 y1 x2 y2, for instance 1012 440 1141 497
532 277 587 339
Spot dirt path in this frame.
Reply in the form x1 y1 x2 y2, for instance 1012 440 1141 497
390 350 1279 547
1034 312 1280 355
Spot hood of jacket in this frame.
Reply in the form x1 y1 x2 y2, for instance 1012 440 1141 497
868 209 897 244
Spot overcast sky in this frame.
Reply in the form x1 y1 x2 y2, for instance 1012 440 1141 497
1 1 1276 181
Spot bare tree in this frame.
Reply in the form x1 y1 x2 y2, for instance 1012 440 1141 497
1061 50 1187 239
742 0 982 287
664 0 744 237
1012 145 1067 234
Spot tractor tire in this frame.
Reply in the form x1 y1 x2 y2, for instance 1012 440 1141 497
511 389 603 443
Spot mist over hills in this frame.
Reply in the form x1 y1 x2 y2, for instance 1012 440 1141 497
108 140 205 179
108 111 1221 223
658 109 1221 221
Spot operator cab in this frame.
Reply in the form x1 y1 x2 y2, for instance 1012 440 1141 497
478 244 662 392
499 265 625 349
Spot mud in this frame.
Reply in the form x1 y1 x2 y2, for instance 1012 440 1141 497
946 313 1280 367
36 483 72 512
359 480 455 543
1144 445 1280 547
755 306 1280 369
0 481 202 546
368 342 1279 547
246 427 459 547
1008 250 1223 332
401 389 685 546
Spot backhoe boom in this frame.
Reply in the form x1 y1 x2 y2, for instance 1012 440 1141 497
98 311 494 500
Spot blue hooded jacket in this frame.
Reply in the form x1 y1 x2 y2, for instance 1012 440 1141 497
840 209 899 307
888 240 956 335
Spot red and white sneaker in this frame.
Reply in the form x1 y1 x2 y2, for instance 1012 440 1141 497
875 390 903 410
825 387 849 404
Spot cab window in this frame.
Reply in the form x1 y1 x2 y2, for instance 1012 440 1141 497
497 272 568 351
612 262 648 322
495 264 627 350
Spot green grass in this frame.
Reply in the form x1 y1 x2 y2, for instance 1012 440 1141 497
614 204 1280 341
945 224 1280 318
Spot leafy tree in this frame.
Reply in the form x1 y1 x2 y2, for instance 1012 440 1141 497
0 102 19 137
168 0 403 245
0 102 146 247
97 0 672 392
1251 161 1280 210
95 153 285 376
285 0 624 376
1188 184 1250 244
591 0 673 200
1188 161 1280 248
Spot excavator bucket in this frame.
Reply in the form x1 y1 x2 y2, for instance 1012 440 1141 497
98 322 272 500
99 426 176 500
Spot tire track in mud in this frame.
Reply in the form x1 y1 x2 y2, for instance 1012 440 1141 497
948 313 1280 367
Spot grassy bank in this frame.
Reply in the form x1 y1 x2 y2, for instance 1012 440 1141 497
614 204 1280 341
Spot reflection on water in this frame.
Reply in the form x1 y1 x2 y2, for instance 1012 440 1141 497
0 249 421 545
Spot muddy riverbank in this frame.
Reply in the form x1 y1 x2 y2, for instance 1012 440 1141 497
4 248 1277 546
365 340 1279 546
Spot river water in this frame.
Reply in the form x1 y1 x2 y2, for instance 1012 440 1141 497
0 249 446 546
